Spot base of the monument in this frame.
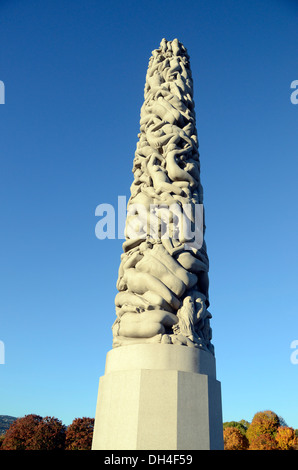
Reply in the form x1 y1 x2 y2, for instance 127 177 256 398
91 344 223 450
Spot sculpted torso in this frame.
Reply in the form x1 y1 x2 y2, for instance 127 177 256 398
112 39 214 355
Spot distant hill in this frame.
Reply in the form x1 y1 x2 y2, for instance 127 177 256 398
0 415 17 435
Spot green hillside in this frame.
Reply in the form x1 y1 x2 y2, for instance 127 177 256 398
0 416 17 435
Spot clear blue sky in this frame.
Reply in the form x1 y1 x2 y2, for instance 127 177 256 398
1 0 297 428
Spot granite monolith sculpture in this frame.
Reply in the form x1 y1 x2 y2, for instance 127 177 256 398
92 38 224 450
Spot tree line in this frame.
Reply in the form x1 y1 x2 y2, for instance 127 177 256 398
0 415 94 450
1 409 297 450
223 410 298 450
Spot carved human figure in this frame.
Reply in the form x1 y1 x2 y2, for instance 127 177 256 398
112 39 213 354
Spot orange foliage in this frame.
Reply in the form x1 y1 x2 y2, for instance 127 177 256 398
65 417 94 450
246 410 280 446
1 414 66 450
248 432 277 450
275 426 298 450
223 426 249 450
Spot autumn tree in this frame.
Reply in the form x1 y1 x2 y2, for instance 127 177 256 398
275 426 298 450
223 426 249 450
26 416 66 450
249 433 278 450
65 417 94 450
2 414 42 450
0 434 5 449
223 421 248 436
1 414 66 450
246 410 280 450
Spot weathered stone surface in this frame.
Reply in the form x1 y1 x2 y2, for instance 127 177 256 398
92 345 223 450
113 39 213 352
92 39 224 451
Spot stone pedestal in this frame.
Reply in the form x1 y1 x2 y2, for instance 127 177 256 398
92 344 223 450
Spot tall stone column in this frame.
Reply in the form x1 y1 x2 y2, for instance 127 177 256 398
92 39 224 450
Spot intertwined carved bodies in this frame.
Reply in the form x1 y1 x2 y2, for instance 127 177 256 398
112 39 214 354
